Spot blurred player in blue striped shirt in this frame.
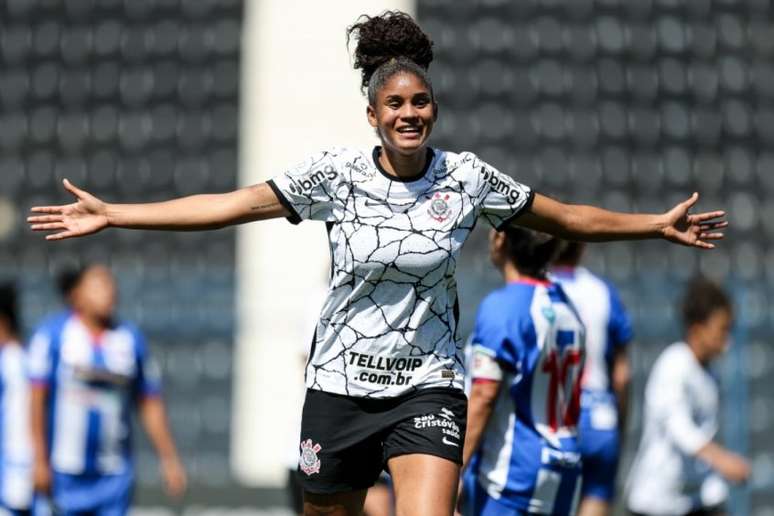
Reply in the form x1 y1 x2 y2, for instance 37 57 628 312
550 242 633 516
28 264 186 516
0 284 33 515
461 228 586 516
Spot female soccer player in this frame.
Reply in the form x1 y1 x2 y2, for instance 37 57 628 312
0 284 33 515
550 243 633 516
461 228 585 515
28 11 726 516
28 265 186 515
626 278 749 516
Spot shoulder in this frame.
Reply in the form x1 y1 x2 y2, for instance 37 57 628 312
285 147 362 178
479 284 536 322
33 311 72 337
434 149 484 177
652 342 693 376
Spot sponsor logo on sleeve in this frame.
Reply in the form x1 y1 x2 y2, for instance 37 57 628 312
288 165 338 195
481 166 523 205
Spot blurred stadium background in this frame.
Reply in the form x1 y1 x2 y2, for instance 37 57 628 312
0 0 772 514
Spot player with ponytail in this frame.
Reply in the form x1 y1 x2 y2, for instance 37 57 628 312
29 11 726 516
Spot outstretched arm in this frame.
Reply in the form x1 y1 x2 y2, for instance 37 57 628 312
28 179 289 240
515 192 727 249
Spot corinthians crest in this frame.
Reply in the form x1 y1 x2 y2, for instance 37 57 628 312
428 192 452 222
299 439 322 476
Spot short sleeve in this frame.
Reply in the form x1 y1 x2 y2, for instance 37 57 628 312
133 330 162 398
607 283 634 350
266 150 342 224
27 330 53 385
471 295 523 372
474 158 534 230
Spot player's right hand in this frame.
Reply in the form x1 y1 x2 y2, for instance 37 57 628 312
33 460 52 494
715 451 751 484
28 179 110 241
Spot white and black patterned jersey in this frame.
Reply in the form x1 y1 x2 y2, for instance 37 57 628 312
267 146 534 398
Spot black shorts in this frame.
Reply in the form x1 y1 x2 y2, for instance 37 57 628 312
297 387 467 494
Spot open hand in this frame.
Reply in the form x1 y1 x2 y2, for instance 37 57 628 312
661 193 727 249
28 179 109 240
160 456 187 499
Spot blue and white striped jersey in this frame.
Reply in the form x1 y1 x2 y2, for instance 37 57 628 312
0 341 33 510
466 279 585 515
27 311 161 476
550 266 632 395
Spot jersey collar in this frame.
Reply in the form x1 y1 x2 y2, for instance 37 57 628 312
372 146 435 183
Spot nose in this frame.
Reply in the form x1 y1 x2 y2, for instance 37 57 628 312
398 103 419 121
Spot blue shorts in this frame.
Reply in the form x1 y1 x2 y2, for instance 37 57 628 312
578 402 620 502
48 470 134 516
462 479 527 516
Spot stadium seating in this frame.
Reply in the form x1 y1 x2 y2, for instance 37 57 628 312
0 0 241 496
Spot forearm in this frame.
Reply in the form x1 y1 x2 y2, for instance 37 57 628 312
516 194 666 242
612 351 631 433
140 398 181 461
30 387 49 465
462 387 497 470
106 183 286 231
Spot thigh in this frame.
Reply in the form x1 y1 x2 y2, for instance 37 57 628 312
299 390 385 495
389 454 459 516
303 489 368 516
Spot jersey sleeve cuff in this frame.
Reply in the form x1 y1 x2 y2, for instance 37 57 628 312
495 189 536 231
266 179 302 225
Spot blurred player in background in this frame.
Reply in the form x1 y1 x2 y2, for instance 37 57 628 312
626 277 750 516
0 284 33 515
27 264 186 516
550 242 632 516
461 227 585 516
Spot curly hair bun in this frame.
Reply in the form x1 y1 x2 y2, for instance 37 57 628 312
347 10 434 91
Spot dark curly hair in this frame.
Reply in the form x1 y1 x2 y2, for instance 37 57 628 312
502 227 562 279
347 10 434 104
0 283 20 336
680 276 732 328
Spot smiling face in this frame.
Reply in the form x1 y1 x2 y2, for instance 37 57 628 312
367 72 437 156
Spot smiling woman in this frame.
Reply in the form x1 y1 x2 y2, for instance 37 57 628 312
26 9 727 516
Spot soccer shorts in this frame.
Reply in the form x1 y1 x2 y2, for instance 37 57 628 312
578 393 621 502
463 480 529 516
297 387 467 494
51 470 134 516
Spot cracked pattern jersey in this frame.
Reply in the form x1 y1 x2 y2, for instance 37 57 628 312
268 147 534 398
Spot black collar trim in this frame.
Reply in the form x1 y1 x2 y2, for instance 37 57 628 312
372 146 435 183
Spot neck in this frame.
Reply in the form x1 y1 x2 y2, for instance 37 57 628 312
0 328 15 345
685 335 711 365
76 311 109 337
379 145 428 179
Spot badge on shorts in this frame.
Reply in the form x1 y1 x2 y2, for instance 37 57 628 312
299 439 322 476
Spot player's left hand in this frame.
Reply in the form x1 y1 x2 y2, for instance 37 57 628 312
661 193 727 249
160 456 187 499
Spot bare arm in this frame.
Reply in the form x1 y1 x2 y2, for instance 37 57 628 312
462 380 500 471
611 347 631 436
139 396 187 498
695 441 750 484
515 193 727 249
29 179 289 240
30 384 52 494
